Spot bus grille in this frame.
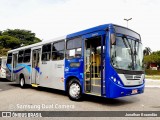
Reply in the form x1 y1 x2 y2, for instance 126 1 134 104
124 74 142 80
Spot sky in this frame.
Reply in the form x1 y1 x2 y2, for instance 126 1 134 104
0 0 159 51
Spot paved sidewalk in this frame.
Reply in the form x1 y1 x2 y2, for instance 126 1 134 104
145 79 160 88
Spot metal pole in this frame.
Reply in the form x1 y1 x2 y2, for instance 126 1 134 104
124 18 132 28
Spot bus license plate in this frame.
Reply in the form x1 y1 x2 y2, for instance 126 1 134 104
132 89 138 94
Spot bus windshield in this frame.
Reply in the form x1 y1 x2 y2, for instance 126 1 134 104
111 34 143 71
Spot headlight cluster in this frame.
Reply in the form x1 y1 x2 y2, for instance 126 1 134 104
111 76 123 86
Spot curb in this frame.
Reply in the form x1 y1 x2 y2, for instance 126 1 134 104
145 86 160 88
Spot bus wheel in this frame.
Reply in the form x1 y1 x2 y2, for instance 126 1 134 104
68 79 82 101
20 77 25 88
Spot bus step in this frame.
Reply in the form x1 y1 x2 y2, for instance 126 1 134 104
31 84 39 87
85 92 101 96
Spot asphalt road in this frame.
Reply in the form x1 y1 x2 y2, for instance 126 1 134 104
0 79 17 91
0 79 160 120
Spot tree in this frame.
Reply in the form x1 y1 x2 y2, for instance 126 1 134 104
0 35 21 49
143 47 151 56
0 29 41 56
0 48 10 57
2 29 41 46
143 50 160 69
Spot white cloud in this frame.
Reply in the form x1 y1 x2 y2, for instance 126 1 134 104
0 0 160 51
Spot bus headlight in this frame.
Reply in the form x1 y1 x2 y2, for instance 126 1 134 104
113 78 116 82
111 76 123 86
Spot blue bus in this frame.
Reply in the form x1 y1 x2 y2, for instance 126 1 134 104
6 24 145 101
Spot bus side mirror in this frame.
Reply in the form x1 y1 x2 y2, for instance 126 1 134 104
111 34 116 45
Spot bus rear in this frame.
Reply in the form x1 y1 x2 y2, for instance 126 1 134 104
0 57 7 78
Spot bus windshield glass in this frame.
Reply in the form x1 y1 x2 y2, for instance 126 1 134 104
111 27 143 71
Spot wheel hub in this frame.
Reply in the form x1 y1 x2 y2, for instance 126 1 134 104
69 83 80 98
20 78 24 86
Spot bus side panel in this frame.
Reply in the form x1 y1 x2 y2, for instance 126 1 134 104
64 58 84 92
14 63 31 84
23 63 31 85
39 60 65 90
6 64 12 81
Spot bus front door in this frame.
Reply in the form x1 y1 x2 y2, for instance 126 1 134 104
31 49 41 85
84 34 106 96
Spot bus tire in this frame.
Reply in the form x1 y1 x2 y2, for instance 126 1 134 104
67 79 82 101
20 76 25 88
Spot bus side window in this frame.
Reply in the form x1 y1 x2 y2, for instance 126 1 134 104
23 49 31 63
42 44 51 61
7 53 12 64
66 37 82 59
18 50 24 63
52 40 65 61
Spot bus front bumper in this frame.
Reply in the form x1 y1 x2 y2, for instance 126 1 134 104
107 80 145 98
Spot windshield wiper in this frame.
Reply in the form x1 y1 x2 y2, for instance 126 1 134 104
122 35 135 70
134 41 137 67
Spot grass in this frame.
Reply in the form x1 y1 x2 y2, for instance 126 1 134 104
145 69 160 75
145 69 160 80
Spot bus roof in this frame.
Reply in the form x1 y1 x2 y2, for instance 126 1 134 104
8 24 114 53
66 24 112 39
8 23 139 53
8 36 66 53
